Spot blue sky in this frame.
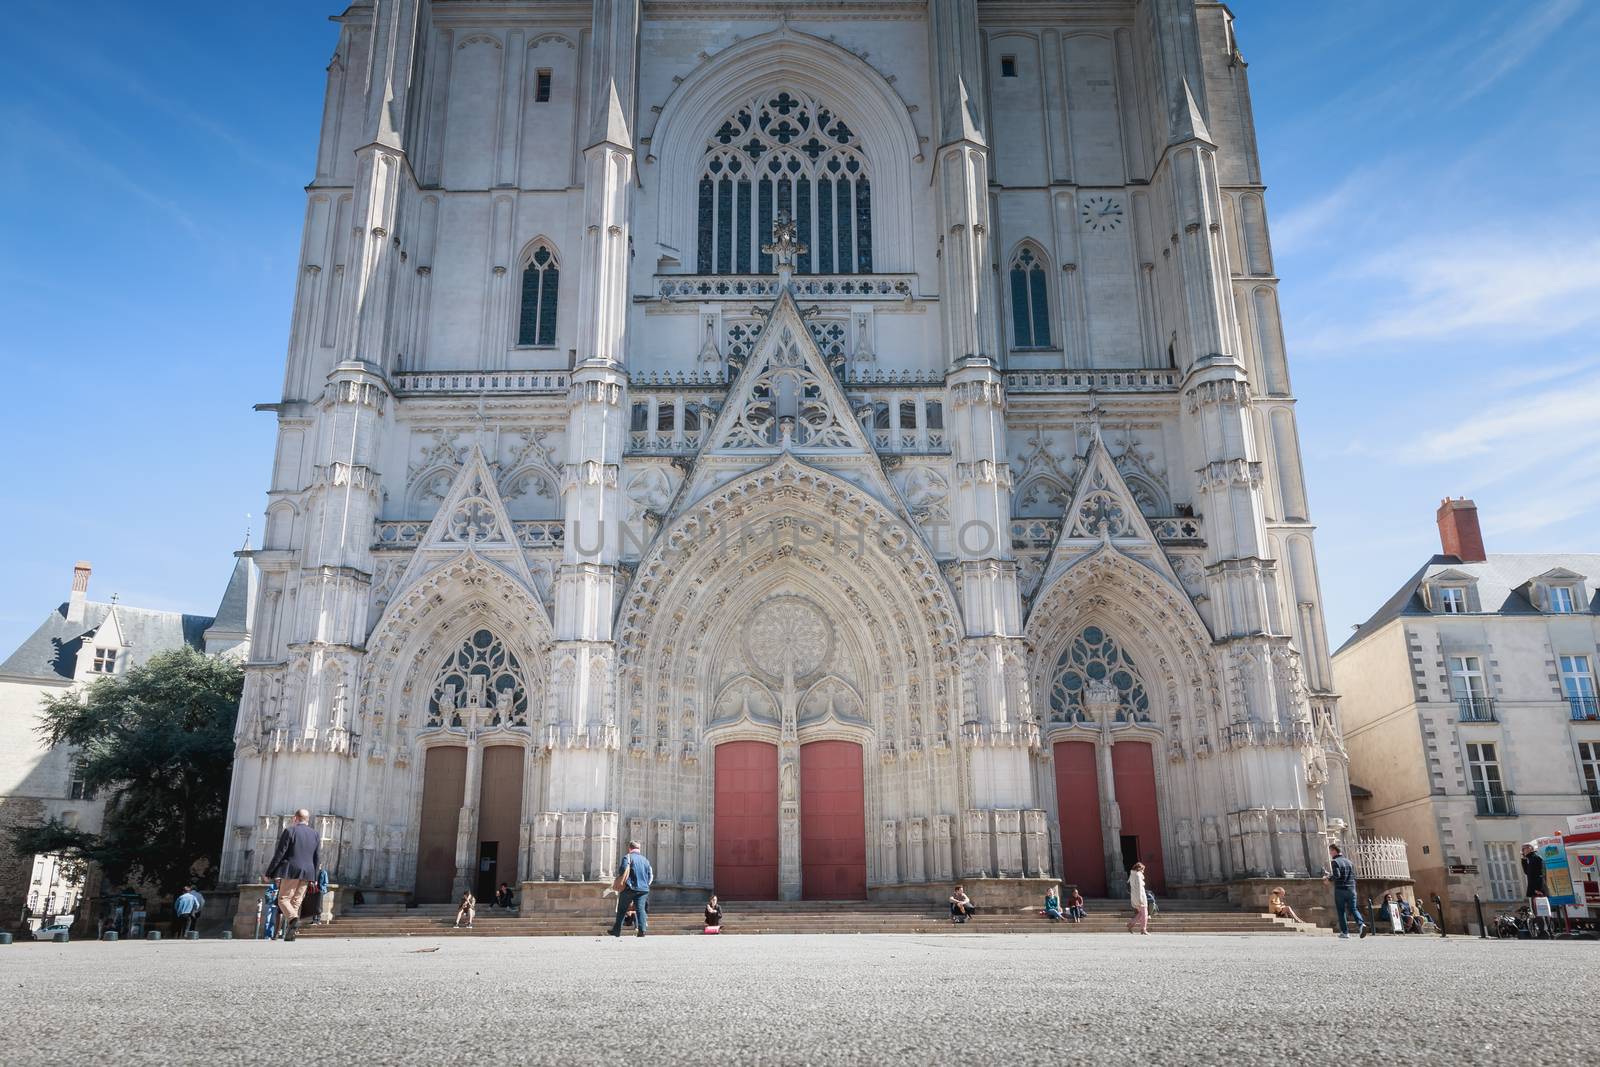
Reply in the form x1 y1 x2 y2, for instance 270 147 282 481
1 1 1597 657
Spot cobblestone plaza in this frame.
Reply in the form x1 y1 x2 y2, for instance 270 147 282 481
3 934 1584 1066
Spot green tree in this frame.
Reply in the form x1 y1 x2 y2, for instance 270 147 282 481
8 646 243 897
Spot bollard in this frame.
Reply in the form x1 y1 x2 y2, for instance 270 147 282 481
1431 893 1447 938
0 932 12 945
1474 895 1487 939
219 931 233 940
184 931 200 941
147 930 162 941
102 931 119 942
52 930 69 943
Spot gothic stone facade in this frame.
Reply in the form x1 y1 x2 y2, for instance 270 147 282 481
221 0 1351 904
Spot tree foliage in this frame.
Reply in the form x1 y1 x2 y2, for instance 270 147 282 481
8 646 243 896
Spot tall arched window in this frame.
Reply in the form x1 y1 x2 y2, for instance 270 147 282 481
517 244 559 347
696 91 872 276
1009 244 1051 348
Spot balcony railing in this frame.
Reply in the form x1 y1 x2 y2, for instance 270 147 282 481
1568 694 1599 721
391 370 571 395
1473 787 1516 817
1588 791 1600 814
1456 696 1496 722
1354 835 1412 881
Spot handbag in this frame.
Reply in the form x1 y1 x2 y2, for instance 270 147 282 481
610 854 632 894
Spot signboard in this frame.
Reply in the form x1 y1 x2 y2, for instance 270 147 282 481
1566 812 1600 836
1536 836 1576 907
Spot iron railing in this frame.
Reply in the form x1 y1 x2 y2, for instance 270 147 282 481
1457 696 1496 722
1568 695 1599 721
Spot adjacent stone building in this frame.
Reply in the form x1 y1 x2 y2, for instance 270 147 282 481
1334 499 1600 922
221 0 1349 909
0 556 254 929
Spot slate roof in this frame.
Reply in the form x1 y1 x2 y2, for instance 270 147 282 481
207 551 255 635
1337 552 1600 655
0 602 213 684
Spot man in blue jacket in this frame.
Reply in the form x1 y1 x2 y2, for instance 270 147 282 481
264 809 321 943
1325 843 1369 940
608 840 654 938
173 886 202 938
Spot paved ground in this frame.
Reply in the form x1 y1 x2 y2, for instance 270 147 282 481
0 932 1585 1065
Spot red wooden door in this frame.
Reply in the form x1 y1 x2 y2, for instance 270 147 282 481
1111 740 1165 893
800 740 867 900
714 740 780 900
1053 740 1106 896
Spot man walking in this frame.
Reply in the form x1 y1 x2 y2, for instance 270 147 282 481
264 809 321 943
1521 842 1548 937
608 840 654 938
1325 843 1369 939
174 886 202 938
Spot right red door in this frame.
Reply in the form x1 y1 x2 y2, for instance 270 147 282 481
1053 739 1107 896
800 740 867 900
713 740 780 900
1111 740 1165 893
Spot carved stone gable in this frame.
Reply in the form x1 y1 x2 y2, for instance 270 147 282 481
700 290 875 457
385 445 542 613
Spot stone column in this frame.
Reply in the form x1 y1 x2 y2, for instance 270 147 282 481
546 1 640 846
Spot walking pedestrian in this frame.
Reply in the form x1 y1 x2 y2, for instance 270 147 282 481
1126 862 1150 934
607 840 654 938
1521 842 1549 935
263 809 321 943
1325 843 1369 940
173 886 201 938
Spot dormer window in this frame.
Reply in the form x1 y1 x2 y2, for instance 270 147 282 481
91 648 117 674
1549 585 1577 613
1528 569 1588 614
1427 569 1479 613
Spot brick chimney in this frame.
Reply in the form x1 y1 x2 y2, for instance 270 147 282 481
67 561 92 623
1436 498 1486 562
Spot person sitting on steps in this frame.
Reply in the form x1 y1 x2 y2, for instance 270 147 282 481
1067 888 1086 922
950 885 975 923
1268 886 1302 924
454 891 476 929
1044 885 1065 923
704 894 724 934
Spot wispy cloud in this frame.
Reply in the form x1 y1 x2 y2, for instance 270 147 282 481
1387 367 1600 541
1460 0 1585 101
1270 168 1379 255
1293 229 1600 350
2 108 215 241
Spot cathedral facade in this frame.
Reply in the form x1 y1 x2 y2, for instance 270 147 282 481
221 0 1352 906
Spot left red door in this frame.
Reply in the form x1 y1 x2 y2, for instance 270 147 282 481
713 740 780 900
414 746 467 904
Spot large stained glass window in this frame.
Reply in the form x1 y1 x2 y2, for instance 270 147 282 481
1047 625 1151 724
695 91 873 275
428 628 531 729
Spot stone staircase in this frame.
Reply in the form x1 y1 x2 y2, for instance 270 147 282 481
297 897 1318 938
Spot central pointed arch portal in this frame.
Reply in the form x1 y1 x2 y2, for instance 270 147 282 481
618 457 965 901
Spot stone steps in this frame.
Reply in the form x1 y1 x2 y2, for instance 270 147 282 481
299 907 1315 938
